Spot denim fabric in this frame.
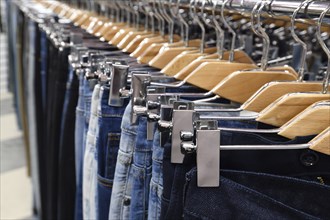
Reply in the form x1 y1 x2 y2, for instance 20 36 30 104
75 71 94 220
160 128 326 220
45 43 70 220
129 117 154 220
148 129 164 220
96 86 129 220
57 65 79 220
83 84 101 220
183 169 330 220
25 18 41 217
108 100 138 220
40 30 48 113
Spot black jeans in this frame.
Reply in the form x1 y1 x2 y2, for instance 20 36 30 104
57 67 79 220
45 43 70 220
183 169 330 219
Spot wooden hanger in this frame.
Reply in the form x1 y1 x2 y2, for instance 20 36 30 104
256 93 330 127
309 127 330 155
209 69 298 103
278 101 330 139
123 33 159 53
206 1 302 103
241 2 330 113
162 50 254 77
243 82 330 112
148 39 204 69
117 30 153 49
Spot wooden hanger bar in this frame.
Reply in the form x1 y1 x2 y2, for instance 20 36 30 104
309 127 330 155
279 101 330 139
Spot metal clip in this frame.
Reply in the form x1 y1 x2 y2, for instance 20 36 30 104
158 105 174 147
108 63 129 106
171 101 195 164
195 120 220 187
146 87 166 140
130 73 151 125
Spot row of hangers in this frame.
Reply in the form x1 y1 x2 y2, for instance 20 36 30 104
36 0 330 157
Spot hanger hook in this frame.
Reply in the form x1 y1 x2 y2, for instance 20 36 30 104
160 0 174 43
316 4 330 94
213 0 225 60
177 0 190 46
221 0 236 62
190 0 206 53
251 0 270 70
151 0 164 36
291 0 313 81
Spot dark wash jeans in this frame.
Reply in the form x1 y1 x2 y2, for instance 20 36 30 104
184 169 330 220
96 86 129 220
57 66 79 220
45 44 70 220
161 130 330 220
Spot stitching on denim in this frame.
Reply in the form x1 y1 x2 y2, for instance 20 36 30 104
121 127 138 136
97 176 113 188
97 113 124 118
184 209 210 219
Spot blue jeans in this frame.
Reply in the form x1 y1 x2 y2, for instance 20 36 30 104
75 72 94 220
83 84 101 220
129 117 154 220
108 100 138 220
148 129 163 220
183 169 330 219
96 86 129 220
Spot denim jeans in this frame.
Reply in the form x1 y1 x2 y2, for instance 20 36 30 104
148 129 163 220
108 100 138 220
45 44 70 220
96 86 129 220
183 169 330 220
83 84 101 220
129 116 154 220
75 71 94 220
160 128 324 220
57 65 79 220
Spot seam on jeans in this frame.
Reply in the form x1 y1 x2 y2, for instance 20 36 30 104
97 175 114 188
121 127 138 136
184 209 210 219
97 113 124 118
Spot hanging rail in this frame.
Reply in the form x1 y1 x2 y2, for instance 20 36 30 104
163 0 330 18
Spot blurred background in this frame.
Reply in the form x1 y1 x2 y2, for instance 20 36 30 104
0 0 33 219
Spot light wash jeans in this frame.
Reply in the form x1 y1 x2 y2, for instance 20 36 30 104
108 100 138 220
83 84 101 220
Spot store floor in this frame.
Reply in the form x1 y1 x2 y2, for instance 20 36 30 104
0 91 34 219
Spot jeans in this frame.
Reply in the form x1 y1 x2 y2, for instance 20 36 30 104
96 86 129 220
83 84 101 220
129 117 154 220
108 100 138 220
183 169 330 220
57 66 79 220
75 71 94 220
25 18 41 217
160 128 325 220
147 130 163 220
45 44 70 220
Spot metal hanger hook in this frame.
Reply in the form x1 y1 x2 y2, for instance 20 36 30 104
251 0 270 70
221 0 236 62
190 0 206 53
317 4 330 94
291 0 313 81
213 0 225 60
